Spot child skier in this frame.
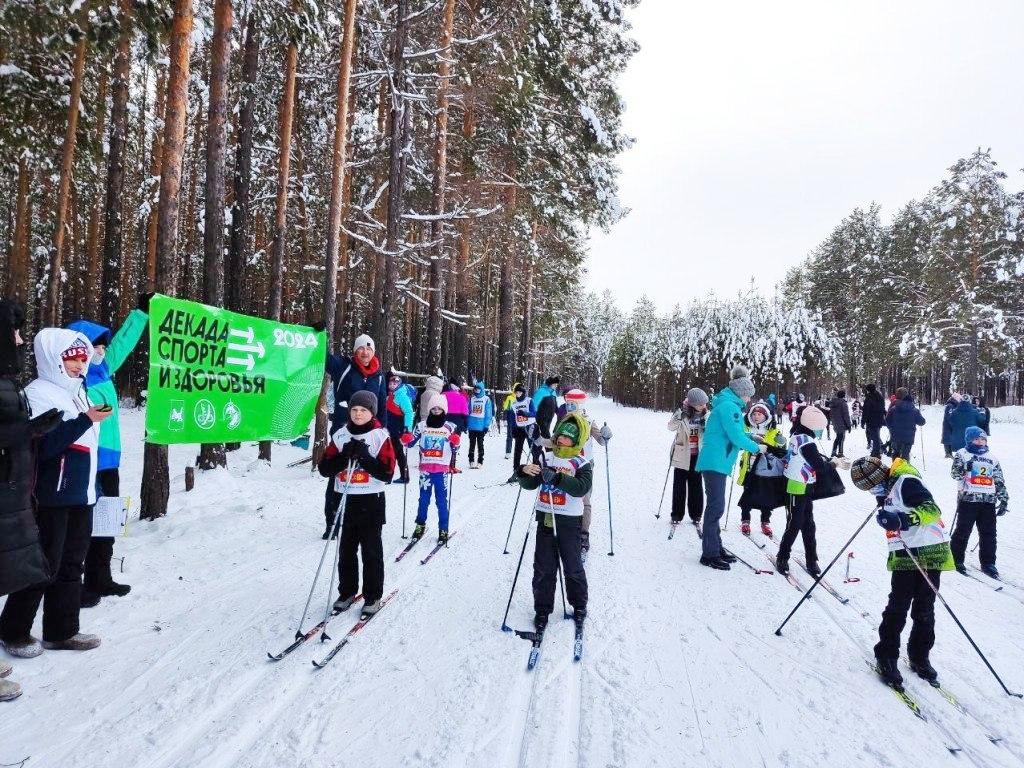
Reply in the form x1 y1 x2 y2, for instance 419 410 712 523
556 388 610 556
776 405 834 576
317 391 396 615
736 400 787 536
519 413 593 633
385 373 415 484
0 329 112 658
851 455 955 688
501 384 520 459
467 380 494 468
949 427 1008 578
507 383 536 482
666 388 709 525
402 393 460 543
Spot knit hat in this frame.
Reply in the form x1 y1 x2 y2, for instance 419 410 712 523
965 426 987 444
349 390 378 416
353 334 375 353
563 389 587 412
850 456 889 491
895 387 908 400
61 339 90 362
554 420 580 442
424 375 443 393
799 405 827 432
727 365 755 400
684 387 709 408
551 413 590 459
513 381 525 395
545 375 561 388
428 392 448 414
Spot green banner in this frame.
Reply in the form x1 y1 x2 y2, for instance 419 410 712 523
145 295 326 444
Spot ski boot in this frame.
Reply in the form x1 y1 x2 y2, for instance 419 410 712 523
534 613 549 633
438 529 449 545
741 521 751 536
573 608 586 629
954 561 968 575
80 591 101 609
775 556 790 575
761 522 773 537
362 599 382 615
41 633 101 651
333 595 357 613
719 551 737 564
875 657 904 689
699 556 730 571
412 523 426 540
469 461 478 469
805 562 821 577
981 564 1000 579
909 658 939 686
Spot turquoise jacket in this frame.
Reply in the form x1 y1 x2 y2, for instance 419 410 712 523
694 388 760 476
67 309 148 470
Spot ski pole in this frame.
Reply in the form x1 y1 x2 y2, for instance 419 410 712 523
293 459 356 638
896 533 1022 698
604 424 615 556
317 459 357 641
971 539 980 554
722 467 736 532
775 507 875 635
844 552 860 583
655 444 672 519
918 426 926 471
722 546 773 575
402 477 408 539
500 509 532 632
502 485 524 554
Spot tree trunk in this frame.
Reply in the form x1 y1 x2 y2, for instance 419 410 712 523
84 68 109 320
518 234 535 373
44 13 89 326
227 12 259 313
9 156 30 303
424 0 456 370
141 0 194 521
376 0 410 368
102 0 132 326
198 0 232 471
145 65 168 288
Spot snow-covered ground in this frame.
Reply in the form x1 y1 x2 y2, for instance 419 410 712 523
3 398 1024 768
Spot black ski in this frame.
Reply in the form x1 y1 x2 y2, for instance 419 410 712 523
515 628 545 671
266 593 362 662
794 556 849 604
395 534 425 562
668 521 679 540
574 618 584 662
692 519 703 538
723 547 773 575
311 589 398 669
420 531 456 565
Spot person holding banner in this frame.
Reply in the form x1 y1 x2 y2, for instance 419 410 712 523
68 292 151 607
317 391 396 615
323 334 387 538
0 329 112 660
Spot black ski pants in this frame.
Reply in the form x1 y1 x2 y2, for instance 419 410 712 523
84 468 120 593
671 465 703 522
890 441 913 460
513 427 531 473
532 514 587 617
776 494 817 566
1 504 92 643
338 493 386 604
875 569 940 662
740 507 772 524
951 500 998 568
866 424 882 457
468 430 486 464
831 430 847 457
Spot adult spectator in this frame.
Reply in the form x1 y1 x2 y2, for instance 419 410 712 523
972 396 992 434
941 393 959 458
443 377 470 435
695 366 762 571
532 375 560 439
947 396 983 453
322 334 387 539
862 383 886 457
884 387 925 459
0 302 61 701
827 389 852 458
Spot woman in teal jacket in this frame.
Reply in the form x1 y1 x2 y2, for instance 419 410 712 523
695 366 762 570
68 293 151 604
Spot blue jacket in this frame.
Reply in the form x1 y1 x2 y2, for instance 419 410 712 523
940 399 957 445
385 378 415 437
326 354 388 433
467 382 494 432
946 400 982 451
884 397 925 444
694 389 760 476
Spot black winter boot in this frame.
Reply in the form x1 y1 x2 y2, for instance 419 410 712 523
775 556 789 575
534 613 549 633
875 657 903 689
699 556 730 571
909 658 939 686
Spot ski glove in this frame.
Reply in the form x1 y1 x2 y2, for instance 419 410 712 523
541 467 558 486
599 424 613 441
400 432 415 446
876 508 912 532
998 504 1007 517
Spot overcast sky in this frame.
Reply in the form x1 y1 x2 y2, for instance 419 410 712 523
586 0 1024 312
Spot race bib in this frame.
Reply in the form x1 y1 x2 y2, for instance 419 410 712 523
517 414 530 425
471 401 485 417
338 469 370 486
967 462 996 495
539 489 568 508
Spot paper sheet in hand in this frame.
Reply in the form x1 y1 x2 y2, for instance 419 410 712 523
92 496 130 537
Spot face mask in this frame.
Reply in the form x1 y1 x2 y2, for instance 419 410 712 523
813 429 823 438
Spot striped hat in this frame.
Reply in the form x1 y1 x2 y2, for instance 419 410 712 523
563 389 587 412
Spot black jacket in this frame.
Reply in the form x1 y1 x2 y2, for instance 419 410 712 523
885 396 926 444
862 388 886 428
827 396 852 432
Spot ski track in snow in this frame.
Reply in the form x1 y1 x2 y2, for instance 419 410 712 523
2 401 1024 767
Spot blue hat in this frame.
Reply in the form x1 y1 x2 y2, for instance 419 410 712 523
965 426 987 443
